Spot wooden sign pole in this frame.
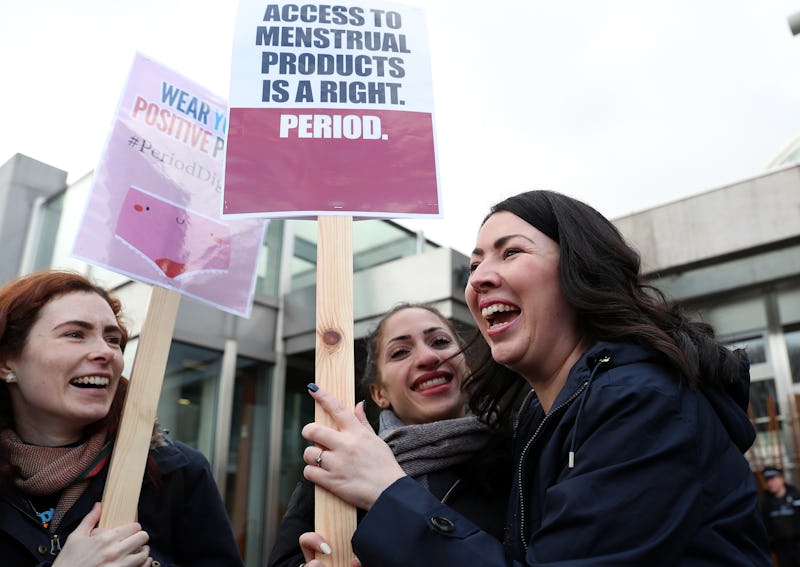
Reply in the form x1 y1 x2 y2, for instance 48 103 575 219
314 215 358 566
100 286 181 527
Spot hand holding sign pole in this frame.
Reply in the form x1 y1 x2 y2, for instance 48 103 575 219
314 216 358 565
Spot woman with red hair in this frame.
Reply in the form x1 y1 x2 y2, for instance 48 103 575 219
0 270 242 566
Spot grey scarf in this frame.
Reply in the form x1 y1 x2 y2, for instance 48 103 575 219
378 409 493 481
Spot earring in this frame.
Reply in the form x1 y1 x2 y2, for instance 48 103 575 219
3 372 16 384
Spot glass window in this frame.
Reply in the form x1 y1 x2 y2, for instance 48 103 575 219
787 327 800 384
255 220 284 298
48 174 93 271
726 335 767 365
288 219 440 290
700 298 767 337
157 341 222 459
30 190 64 270
779 288 800 325
747 378 789 472
226 357 272 565
277 368 316 523
749 378 778 423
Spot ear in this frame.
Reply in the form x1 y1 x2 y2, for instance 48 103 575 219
369 383 391 409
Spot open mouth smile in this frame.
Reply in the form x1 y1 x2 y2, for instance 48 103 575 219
412 372 453 393
482 303 521 330
70 376 110 388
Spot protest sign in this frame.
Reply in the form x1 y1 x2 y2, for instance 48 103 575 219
224 0 440 219
226 3 440 563
73 52 266 318
71 52 266 528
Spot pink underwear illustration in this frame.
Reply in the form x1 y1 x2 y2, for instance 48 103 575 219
115 186 231 279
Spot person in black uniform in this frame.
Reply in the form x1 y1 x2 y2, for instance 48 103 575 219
762 466 800 566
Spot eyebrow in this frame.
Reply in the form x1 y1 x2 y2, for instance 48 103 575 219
471 233 536 257
54 320 123 335
386 326 447 345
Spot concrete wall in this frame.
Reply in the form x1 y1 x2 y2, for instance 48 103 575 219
613 164 800 275
0 154 67 283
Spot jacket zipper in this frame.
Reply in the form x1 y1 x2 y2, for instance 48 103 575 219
517 380 589 551
50 534 62 555
7 498 63 557
440 478 463 505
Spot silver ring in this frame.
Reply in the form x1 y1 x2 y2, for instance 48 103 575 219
315 449 325 467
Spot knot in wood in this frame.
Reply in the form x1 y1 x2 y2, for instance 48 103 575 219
322 330 341 346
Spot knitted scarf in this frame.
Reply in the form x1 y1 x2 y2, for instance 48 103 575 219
378 409 493 485
0 428 111 533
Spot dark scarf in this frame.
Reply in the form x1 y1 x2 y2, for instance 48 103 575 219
378 409 493 484
0 428 111 533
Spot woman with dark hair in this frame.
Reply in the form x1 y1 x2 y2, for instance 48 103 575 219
0 269 243 566
268 303 510 567
299 191 772 566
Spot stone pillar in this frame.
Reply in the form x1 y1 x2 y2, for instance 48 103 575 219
0 154 67 283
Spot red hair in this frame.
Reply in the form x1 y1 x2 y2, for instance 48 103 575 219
0 270 133 491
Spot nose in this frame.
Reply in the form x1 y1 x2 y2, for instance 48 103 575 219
467 261 501 295
88 337 117 362
416 345 441 369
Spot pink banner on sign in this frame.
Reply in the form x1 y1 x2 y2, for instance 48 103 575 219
224 108 438 216
116 186 232 279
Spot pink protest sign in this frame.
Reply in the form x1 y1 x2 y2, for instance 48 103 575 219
224 0 440 219
116 186 232 279
73 52 266 317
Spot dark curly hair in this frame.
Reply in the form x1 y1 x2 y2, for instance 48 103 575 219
465 190 747 428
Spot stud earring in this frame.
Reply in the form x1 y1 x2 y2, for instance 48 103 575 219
3 372 16 384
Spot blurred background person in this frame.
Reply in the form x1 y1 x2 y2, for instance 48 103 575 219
762 466 800 567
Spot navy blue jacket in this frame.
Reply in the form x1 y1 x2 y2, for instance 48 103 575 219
352 342 772 566
0 439 243 566
268 434 511 567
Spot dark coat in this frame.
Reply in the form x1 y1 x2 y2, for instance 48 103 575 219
351 342 772 566
267 435 512 567
0 439 243 567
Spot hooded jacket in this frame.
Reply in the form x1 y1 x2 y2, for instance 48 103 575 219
0 438 243 567
351 341 772 566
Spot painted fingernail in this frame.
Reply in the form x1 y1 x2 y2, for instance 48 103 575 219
320 542 332 555
307 383 319 392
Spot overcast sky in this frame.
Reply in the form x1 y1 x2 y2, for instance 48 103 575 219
2 1 800 256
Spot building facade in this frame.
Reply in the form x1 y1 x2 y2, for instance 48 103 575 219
2 152 799 564
614 164 800 481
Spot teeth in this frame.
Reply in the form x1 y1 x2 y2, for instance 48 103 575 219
481 303 518 319
71 376 110 387
414 376 448 391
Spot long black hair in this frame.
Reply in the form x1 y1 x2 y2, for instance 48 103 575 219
465 190 747 427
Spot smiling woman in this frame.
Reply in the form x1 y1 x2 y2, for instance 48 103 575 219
296 191 773 567
0 269 243 567
266 303 512 567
